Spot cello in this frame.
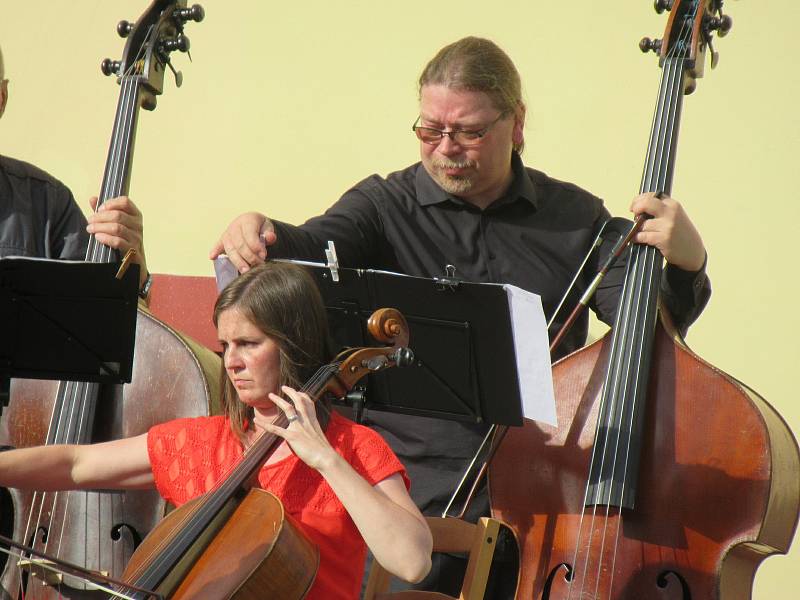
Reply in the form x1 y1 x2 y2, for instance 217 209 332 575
105 307 413 599
0 2 217 598
489 1 800 598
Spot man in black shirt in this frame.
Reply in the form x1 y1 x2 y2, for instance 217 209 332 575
1 45 149 288
210 36 710 594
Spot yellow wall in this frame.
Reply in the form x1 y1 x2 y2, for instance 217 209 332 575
1 1 798 597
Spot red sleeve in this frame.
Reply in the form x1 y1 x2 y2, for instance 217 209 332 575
147 416 241 506
340 417 410 491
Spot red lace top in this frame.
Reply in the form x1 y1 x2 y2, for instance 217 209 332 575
147 411 409 600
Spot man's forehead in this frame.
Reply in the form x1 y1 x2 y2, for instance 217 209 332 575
419 85 496 123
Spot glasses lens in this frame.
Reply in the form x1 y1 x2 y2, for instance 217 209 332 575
453 131 483 146
414 127 443 145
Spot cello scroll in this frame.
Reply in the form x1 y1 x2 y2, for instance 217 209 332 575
332 308 414 393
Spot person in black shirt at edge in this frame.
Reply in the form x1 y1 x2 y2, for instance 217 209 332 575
0 45 149 292
210 37 711 596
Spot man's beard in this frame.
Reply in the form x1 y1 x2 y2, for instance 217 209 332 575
429 158 477 195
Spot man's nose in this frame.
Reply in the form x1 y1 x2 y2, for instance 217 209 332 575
436 133 463 156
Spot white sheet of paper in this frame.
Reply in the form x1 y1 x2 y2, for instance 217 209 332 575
213 255 239 291
503 284 557 426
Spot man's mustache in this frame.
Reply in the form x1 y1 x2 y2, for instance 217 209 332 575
430 159 476 170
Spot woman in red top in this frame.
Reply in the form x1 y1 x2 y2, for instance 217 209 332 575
0 261 432 599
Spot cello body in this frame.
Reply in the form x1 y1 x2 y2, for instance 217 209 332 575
121 489 317 600
105 307 410 599
0 310 220 599
490 315 800 599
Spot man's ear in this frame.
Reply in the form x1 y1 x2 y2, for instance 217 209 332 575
512 103 526 148
0 79 8 119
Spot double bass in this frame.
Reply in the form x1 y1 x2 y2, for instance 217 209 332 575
0 2 216 598
490 1 800 598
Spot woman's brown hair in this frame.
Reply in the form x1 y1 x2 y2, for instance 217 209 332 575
213 262 334 441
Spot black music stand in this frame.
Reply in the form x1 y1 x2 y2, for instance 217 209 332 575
306 265 552 428
0 257 139 410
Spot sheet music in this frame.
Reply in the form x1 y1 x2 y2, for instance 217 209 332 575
503 284 557 426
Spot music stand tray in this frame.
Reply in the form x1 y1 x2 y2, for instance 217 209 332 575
307 265 555 428
0 257 139 386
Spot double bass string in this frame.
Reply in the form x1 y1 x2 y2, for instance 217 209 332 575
55 70 144 577
21 379 100 595
595 44 686 600
567 7 695 598
601 48 686 600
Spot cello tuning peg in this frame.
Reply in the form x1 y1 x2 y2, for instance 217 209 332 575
654 0 673 14
639 37 662 54
117 20 133 38
174 4 205 23
393 347 415 368
101 58 121 76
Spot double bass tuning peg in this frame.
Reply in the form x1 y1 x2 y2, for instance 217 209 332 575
117 20 133 38
161 34 191 54
639 37 662 55
706 14 733 37
654 0 673 14
165 59 183 88
702 9 732 71
174 4 205 24
101 59 121 76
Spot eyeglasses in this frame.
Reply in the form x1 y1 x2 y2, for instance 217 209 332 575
412 112 508 147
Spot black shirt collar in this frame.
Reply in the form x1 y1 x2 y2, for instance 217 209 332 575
415 151 539 210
